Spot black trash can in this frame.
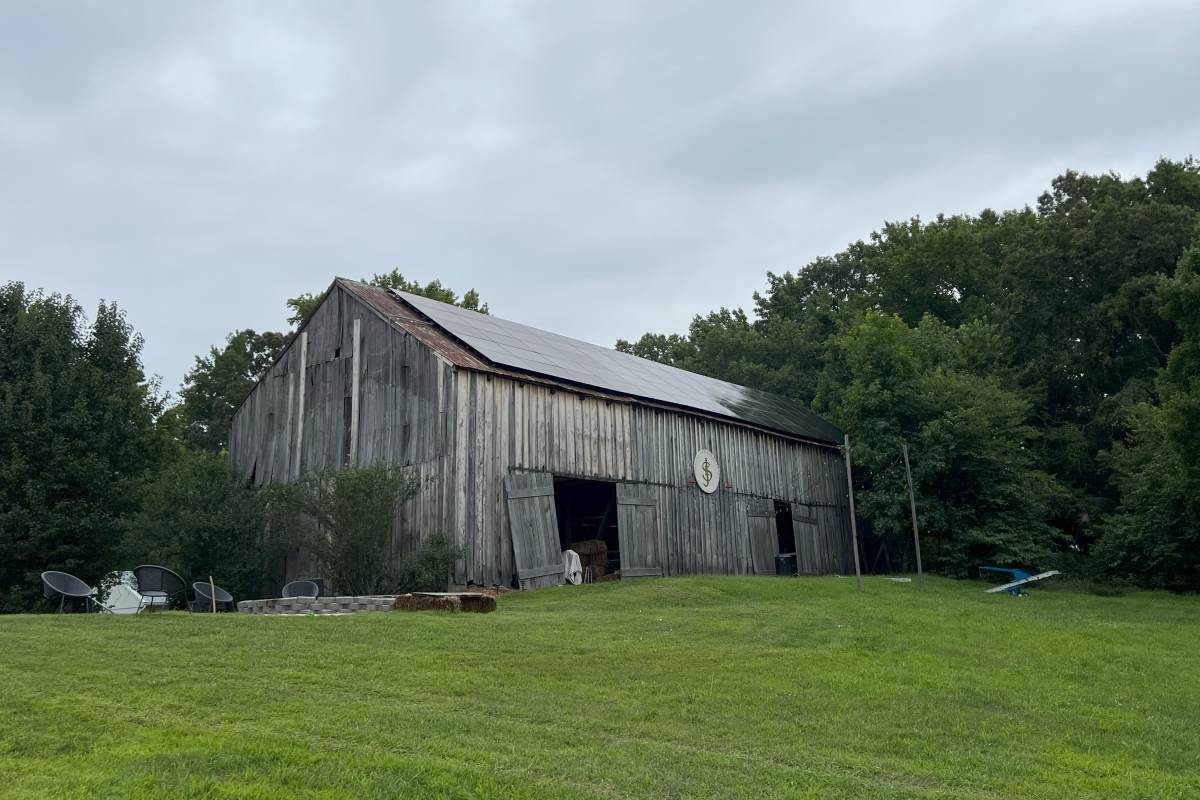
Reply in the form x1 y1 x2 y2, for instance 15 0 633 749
775 553 797 576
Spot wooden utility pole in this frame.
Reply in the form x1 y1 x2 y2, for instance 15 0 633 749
844 434 863 592
902 443 924 591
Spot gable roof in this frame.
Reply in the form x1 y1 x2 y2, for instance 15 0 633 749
338 278 843 446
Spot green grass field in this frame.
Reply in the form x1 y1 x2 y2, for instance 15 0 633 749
1 576 1197 799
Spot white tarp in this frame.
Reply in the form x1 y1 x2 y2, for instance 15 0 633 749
562 550 583 585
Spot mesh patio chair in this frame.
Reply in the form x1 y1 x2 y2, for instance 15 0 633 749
191 581 235 612
132 565 187 612
41 571 110 613
281 579 320 598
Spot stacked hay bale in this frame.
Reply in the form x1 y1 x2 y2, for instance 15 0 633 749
570 539 607 581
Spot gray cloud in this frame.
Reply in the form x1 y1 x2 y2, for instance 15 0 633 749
2 0 1197 393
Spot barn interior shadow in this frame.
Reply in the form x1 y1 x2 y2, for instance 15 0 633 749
554 477 621 577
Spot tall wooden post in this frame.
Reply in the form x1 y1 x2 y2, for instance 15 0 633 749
902 443 924 591
844 434 863 592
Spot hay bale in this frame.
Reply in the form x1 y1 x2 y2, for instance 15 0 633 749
571 539 606 556
458 594 497 613
392 592 496 613
569 540 608 578
393 593 458 612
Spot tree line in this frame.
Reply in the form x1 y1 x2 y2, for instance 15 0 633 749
1 160 1196 609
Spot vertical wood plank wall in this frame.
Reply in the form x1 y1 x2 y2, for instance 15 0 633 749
230 285 855 588
229 286 458 574
446 372 855 585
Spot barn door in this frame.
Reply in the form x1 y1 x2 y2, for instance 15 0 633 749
616 484 663 577
504 472 564 590
746 498 778 575
790 503 820 575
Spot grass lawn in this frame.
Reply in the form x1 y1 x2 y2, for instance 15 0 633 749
1 576 1197 799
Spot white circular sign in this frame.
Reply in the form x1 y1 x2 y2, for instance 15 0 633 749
693 449 720 494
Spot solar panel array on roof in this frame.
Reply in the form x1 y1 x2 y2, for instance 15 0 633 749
391 289 843 444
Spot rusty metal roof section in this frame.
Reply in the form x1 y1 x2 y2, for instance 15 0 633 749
340 279 492 371
338 278 843 446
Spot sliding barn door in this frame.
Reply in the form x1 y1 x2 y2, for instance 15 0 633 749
504 472 564 589
746 498 778 575
790 503 821 575
616 484 663 577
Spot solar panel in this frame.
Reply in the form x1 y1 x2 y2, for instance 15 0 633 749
392 290 843 444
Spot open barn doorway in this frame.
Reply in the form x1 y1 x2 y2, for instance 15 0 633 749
554 477 620 579
774 500 796 555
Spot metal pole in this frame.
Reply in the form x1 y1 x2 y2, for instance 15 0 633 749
843 434 863 592
902 443 924 591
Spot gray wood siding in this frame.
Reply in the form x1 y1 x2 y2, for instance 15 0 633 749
231 284 855 589
230 286 459 581
447 371 855 585
615 484 665 577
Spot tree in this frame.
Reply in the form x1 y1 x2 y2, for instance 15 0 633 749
816 313 1063 574
615 331 696 367
287 270 489 327
1092 226 1200 590
0 283 166 610
174 329 287 452
993 163 1199 515
121 450 274 600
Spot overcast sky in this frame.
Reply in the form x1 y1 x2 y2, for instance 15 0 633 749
3 1 1198 393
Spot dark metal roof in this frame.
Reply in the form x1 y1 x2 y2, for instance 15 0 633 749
383 286 843 445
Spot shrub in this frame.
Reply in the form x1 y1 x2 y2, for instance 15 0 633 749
265 464 420 595
394 533 463 594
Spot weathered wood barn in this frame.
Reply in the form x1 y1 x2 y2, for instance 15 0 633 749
230 279 856 589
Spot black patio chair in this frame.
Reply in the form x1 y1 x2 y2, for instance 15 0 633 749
191 581 235 612
281 579 320 598
132 565 188 612
41 571 108 613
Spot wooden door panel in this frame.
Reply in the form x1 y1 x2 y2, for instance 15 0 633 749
616 484 663 577
504 472 564 590
746 497 777 575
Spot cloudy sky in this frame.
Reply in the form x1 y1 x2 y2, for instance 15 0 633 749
3 1 1198 392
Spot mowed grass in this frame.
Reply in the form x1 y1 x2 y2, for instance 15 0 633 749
1 576 1197 799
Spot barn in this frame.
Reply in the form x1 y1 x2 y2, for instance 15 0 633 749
229 278 858 590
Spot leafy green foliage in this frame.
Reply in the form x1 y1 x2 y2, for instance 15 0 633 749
0 283 166 610
1092 228 1200 590
265 464 422 595
393 533 464 593
119 450 275 600
287 270 489 327
817 313 1063 574
171 328 287 452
